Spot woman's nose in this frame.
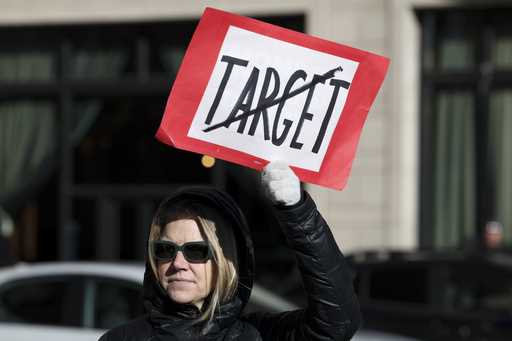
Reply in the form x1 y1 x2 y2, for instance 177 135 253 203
172 251 189 269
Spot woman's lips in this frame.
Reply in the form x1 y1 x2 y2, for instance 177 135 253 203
169 279 194 283
168 280 194 289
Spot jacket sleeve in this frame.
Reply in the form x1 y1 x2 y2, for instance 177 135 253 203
244 191 361 341
97 315 152 341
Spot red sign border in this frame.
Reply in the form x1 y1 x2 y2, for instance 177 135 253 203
156 7 389 190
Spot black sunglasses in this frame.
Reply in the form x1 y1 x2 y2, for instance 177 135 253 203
152 240 212 263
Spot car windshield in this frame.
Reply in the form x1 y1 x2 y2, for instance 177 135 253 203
443 263 512 313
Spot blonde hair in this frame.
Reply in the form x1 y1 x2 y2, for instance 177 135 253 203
148 203 239 325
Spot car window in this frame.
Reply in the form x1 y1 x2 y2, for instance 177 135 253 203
91 278 144 330
0 276 82 327
368 266 429 304
443 264 512 313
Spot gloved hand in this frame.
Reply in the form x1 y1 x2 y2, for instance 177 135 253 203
261 161 301 206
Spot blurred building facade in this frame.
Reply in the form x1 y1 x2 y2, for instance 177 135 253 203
1 0 511 265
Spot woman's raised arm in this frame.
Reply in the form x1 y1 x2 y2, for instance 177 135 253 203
244 161 361 341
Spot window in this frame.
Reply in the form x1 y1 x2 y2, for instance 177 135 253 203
0 277 82 326
86 278 143 330
442 263 512 314
369 267 428 304
0 16 305 264
419 9 512 250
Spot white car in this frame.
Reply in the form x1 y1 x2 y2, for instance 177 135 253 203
0 262 420 341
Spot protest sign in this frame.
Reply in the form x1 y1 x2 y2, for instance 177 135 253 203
156 7 389 189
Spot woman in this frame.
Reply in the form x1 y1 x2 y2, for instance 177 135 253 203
99 161 361 340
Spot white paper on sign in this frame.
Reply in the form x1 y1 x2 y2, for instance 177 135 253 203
188 26 359 171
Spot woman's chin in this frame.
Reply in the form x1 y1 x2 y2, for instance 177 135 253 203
168 291 190 303
167 287 195 304
167 290 205 310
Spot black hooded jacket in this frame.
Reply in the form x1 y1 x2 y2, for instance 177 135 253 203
99 187 361 341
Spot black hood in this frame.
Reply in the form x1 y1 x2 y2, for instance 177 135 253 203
142 186 255 318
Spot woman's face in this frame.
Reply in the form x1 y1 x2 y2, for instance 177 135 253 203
157 219 214 309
